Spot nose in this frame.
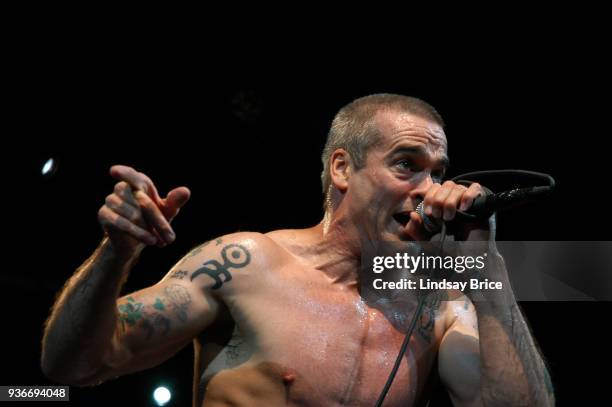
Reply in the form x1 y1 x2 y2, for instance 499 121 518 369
409 172 434 202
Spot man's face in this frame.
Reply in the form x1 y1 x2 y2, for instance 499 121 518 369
346 110 448 241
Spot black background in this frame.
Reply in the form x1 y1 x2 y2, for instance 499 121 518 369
1 20 610 406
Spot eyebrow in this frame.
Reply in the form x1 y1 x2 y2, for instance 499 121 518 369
391 146 450 169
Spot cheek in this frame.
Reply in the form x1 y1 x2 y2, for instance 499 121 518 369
385 178 412 197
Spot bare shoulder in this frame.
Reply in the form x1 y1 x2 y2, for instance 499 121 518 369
265 226 322 256
162 232 289 293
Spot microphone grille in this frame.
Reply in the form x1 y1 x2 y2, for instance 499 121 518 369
415 201 442 233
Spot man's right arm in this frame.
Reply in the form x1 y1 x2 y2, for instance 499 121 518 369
41 232 229 386
41 165 199 385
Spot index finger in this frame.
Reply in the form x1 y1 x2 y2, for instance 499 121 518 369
110 165 162 204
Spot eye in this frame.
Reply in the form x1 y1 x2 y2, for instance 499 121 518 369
396 160 415 170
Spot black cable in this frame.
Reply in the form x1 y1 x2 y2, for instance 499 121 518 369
372 169 555 407
373 223 447 407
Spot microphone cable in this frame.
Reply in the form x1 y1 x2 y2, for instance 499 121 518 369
373 169 555 407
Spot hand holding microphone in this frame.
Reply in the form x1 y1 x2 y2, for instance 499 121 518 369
415 169 555 237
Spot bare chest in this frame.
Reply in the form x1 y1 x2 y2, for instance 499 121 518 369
200 269 445 406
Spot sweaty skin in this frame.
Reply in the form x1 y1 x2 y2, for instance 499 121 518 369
189 229 464 407
189 112 464 406
42 108 552 406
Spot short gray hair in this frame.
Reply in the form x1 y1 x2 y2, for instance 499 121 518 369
320 93 444 197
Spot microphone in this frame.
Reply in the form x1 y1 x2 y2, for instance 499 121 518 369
415 184 553 233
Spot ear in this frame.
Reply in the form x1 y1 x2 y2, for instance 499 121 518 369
330 149 351 192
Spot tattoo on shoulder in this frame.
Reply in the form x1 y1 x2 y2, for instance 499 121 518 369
186 238 224 259
169 270 189 280
190 243 251 290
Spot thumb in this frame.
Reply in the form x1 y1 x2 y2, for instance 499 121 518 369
161 186 191 220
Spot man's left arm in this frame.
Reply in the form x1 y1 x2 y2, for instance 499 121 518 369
424 181 554 406
438 267 555 406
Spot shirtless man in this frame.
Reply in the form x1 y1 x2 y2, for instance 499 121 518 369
41 94 554 406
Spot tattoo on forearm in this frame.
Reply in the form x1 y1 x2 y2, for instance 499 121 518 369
418 291 442 343
190 244 251 289
483 302 554 404
226 335 245 363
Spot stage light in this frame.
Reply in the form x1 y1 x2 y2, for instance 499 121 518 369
41 158 55 176
153 386 171 406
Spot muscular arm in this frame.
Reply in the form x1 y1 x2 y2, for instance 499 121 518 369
423 181 554 405
41 238 220 386
439 257 554 406
42 164 220 386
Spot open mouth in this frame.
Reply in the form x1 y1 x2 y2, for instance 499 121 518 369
393 211 412 227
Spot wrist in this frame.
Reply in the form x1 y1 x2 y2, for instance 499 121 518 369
99 236 143 267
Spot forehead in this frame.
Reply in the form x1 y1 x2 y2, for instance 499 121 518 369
373 110 447 155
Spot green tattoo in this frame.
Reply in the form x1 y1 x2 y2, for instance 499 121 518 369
153 298 166 311
118 297 144 326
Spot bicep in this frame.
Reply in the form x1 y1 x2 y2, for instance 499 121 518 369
438 298 482 407
101 276 220 379
97 232 267 382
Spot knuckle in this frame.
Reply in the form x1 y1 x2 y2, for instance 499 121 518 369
134 190 149 204
432 199 444 208
114 215 129 229
114 181 127 193
128 209 143 224
105 194 118 207
462 195 474 205
443 201 456 211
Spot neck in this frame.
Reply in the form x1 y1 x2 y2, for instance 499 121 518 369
309 200 374 288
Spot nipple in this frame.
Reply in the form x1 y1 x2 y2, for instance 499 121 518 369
282 370 296 385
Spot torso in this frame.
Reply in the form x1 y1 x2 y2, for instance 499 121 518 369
192 229 453 407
